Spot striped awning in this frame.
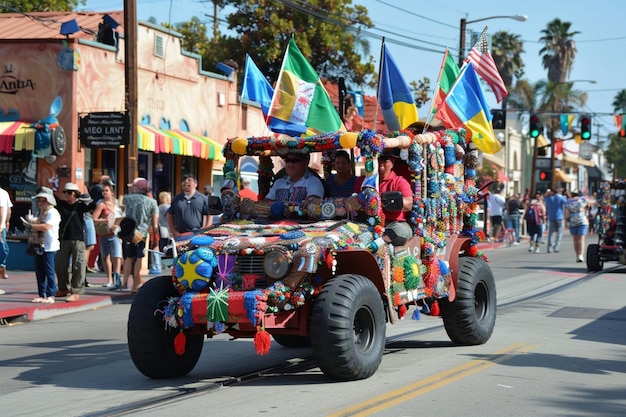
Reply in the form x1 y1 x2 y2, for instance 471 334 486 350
137 125 224 161
0 121 36 153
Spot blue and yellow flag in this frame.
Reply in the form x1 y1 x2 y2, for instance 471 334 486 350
378 44 419 130
436 63 500 154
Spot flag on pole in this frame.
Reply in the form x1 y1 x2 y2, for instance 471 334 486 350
466 27 508 103
241 54 274 119
378 43 419 130
426 48 460 125
435 62 501 154
268 38 345 136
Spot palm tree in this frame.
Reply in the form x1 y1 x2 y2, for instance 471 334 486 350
612 89 626 114
538 19 580 83
491 31 525 89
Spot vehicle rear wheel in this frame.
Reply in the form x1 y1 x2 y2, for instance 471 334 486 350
586 244 603 272
127 276 204 378
311 274 386 381
439 257 496 345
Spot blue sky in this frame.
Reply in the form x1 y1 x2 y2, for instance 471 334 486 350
79 0 624 142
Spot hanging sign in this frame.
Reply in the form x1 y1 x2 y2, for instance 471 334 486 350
79 112 129 148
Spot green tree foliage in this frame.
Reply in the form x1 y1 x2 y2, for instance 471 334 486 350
612 89 626 114
0 0 84 12
220 0 377 88
605 134 626 178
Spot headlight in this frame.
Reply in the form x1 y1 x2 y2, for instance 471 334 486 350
264 251 290 279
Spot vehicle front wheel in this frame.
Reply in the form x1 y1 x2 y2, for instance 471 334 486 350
127 276 204 378
311 274 386 381
439 257 496 345
586 244 603 272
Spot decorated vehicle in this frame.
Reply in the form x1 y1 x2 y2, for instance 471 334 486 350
587 181 626 272
127 126 497 381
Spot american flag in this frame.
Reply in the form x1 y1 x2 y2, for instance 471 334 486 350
466 28 508 103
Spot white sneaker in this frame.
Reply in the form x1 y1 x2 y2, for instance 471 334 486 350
535 247 540 253
513 242 520 246
528 245 534 252
0 288 5 295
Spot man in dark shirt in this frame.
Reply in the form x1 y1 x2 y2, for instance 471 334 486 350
55 182 95 302
167 173 209 237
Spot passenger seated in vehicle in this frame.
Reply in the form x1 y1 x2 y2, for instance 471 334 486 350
347 150 413 247
264 151 325 206
326 150 357 198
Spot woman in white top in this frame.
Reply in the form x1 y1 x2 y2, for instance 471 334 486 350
24 190 61 304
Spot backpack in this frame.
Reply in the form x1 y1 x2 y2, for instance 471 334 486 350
525 205 538 224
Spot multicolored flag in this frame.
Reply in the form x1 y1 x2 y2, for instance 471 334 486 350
426 48 460 125
378 43 419 130
466 27 508 103
268 38 345 136
435 62 501 154
241 54 274 119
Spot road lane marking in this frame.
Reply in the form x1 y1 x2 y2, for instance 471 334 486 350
326 342 541 417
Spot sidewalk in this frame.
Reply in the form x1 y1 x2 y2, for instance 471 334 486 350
0 239 514 324
0 269 150 324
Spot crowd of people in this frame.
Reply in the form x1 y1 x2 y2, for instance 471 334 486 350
0 151 601 299
489 186 598 262
0 171 236 302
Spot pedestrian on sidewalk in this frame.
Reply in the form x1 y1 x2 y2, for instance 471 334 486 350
92 180 123 289
489 188 506 242
565 191 590 263
544 188 567 253
23 189 60 304
167 173 209 238
120 178 158 293
0 185 13 279
524 198 545 253
504 194 522 244
55 183 96 302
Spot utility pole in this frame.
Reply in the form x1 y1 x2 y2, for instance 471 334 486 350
124 0 138 191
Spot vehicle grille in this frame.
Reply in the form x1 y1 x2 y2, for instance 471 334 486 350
236 255 265 275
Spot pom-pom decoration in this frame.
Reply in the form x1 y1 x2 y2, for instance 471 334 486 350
339 132 358 149
231 137 249 155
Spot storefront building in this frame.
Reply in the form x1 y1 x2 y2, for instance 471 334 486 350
0 11 266 269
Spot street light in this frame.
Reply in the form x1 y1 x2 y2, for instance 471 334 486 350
458 15 527 65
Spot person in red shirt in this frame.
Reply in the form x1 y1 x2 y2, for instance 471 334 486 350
238 178 258 201
377 153 414 246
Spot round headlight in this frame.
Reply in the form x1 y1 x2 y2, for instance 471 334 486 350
264 251 290 279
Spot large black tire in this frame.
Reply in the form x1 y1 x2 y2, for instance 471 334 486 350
272 335 312 348
127 276 204 378
586 244 603 272
439 257 496 345
311 274 386 381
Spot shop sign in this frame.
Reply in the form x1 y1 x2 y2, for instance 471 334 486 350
0 64 35 95
79 112 129 147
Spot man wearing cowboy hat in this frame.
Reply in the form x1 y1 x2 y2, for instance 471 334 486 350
54 182 96 302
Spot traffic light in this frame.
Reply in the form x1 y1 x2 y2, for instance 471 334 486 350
580 115 592 140
529 113 541 138
538 170 551 182
491 109 506 130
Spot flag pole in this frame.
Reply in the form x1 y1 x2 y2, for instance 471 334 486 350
424 47 450 131
374 37 385 131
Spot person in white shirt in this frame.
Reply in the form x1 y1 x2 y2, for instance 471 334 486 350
488 188 506 241
24 189 61 303
0 186 13 279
